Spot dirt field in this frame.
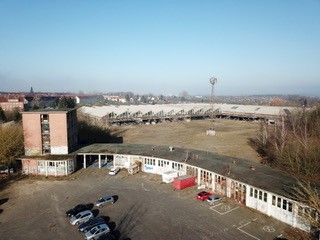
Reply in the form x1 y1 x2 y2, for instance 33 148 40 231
111 119 262 163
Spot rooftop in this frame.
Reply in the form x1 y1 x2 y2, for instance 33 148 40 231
77 143 300 199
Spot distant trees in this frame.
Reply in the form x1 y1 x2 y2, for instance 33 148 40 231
57 96 76 109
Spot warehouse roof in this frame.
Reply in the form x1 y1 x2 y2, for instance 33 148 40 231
78 103 295 119
77 143 299 200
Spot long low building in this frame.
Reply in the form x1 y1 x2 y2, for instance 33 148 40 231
76 143 317 233
79 103 296 124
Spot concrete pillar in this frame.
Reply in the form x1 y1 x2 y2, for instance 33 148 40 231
197 168 201 186
45 161 48 176
83 154 86 169
212 175 215 192
65 160 68 176
98 155 101 169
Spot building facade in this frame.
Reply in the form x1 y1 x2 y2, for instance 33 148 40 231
21 109 78 176
22 109 78 155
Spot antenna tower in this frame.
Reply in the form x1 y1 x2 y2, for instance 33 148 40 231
207 77 217 136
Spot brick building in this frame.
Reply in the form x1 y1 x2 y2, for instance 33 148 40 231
0 96 26 111
21 109 78 176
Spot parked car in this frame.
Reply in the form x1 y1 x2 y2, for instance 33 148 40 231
85 223 110 240
197 191 211 201
96 231 119 240
206 195 223 205
0 166 13 174
109 167 120 175
70 210 93 225
78 217 105 232
95 195 115 208
66 204 89 217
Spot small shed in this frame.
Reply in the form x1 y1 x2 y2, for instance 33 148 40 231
162 170 179 183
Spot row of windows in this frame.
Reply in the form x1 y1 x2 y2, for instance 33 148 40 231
172 162 183 170
272 195 292 212
38 161 66 167
144 158 156 166
250 188 268 202
158 160 170 167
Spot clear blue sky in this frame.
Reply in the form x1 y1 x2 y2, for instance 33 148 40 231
1 0 319 96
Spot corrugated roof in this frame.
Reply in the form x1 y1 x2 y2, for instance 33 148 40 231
78 103 295 119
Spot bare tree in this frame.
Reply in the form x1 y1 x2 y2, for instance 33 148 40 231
292 180 320 233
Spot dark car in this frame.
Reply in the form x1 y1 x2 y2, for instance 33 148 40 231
79 217 105 232
96 231 120 240
66 204 89 217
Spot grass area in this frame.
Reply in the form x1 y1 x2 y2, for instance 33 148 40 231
110 119 262 162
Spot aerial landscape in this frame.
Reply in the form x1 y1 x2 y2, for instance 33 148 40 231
0 1 319 240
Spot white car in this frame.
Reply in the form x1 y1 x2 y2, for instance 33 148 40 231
109 167 120 175
70 210 93 225
84 223 110 240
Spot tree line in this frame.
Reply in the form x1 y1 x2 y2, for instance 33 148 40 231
253 105 320 180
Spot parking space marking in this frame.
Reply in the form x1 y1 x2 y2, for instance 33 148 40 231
237 218 261 240
263 226 275 233
210 204 239 215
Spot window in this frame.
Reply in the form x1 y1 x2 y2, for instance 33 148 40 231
48 161 54 167
259 191 262 200
277 197 281 208
250 188 253 197
264 192 267 202
288 202 292 212
254 189 258 198
283 199 287 210
272 196 276 206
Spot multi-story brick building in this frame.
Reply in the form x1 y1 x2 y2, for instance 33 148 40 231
0 96 26 111
21 109 78 176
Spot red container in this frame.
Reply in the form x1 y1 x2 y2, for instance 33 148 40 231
173 175 196 190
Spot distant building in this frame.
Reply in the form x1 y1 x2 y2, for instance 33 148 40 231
21 109 78 176
0 96 26 111
75 95 102 104
103 95 126 103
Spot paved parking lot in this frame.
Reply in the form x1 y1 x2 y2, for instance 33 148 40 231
0 169 292 240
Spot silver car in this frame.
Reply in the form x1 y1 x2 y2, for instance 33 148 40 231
95 195 114 208
206 195 223 205
84 223 110 240
70 210 93 225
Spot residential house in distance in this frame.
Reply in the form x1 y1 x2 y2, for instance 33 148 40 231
21 108 78 176
103 95 127 103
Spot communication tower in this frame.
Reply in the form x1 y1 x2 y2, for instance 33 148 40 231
207 77 217 136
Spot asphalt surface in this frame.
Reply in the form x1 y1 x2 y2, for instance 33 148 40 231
0 168 292 240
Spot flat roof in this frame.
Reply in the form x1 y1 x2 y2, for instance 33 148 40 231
22 108 76 114
76 143 300 199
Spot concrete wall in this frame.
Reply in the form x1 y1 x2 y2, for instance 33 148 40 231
50 114 68 154
23 114 42 155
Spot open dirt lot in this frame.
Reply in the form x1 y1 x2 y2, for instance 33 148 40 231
112 119 261 162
